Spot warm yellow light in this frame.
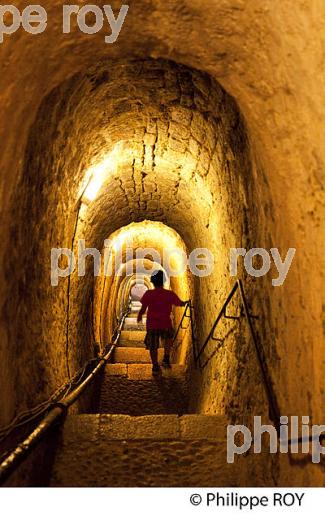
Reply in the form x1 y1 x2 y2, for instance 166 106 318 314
82 143 122 203
111 230 133 253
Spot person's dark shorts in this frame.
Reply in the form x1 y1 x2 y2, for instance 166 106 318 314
144 329 174 351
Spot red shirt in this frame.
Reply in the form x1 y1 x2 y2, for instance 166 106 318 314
140 288 182 330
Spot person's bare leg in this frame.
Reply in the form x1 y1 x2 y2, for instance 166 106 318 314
150 347 161 375
150 348 158 366
162 338 173 368
163 338 173 358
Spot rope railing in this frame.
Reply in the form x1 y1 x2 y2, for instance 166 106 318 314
2 287 320 483
0 309 129 486
0 357 97 445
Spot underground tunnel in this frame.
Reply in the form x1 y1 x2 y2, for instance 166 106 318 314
2 58 270 485
7 58 260 410
0 1 323 489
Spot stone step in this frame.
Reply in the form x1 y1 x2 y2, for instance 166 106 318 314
117 339 146 348
128 311 145 319
125 316 146 324
124 317 146 331
120 330 146 342
123 324 146 332
116 340 146 349
50 414 237 487
113 347 164 364
130 302 142 310
97 364 188 415
105 363 187 379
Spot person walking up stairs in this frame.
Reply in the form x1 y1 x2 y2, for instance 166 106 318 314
137 270 187 375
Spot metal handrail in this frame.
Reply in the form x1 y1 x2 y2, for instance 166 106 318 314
173 300 197 361
176 283 324 451
184 280 280 432
195 282 239 361
0 309 129 486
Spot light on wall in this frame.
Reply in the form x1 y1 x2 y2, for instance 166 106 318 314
82 142 123 203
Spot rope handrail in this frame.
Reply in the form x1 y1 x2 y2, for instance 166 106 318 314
2 290 319 483
0 308 129 486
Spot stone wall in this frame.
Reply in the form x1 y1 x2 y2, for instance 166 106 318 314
0 0 323 486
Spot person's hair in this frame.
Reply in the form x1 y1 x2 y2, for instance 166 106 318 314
150 270 165 288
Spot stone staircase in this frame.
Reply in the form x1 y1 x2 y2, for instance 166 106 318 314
49 301 237 486
50 414 235 487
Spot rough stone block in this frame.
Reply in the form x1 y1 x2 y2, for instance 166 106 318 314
98 414 180 440
180 415 228 441
105 364 127 376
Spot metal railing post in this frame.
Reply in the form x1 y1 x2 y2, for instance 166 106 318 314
195 279 280 432
237 280 281 432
